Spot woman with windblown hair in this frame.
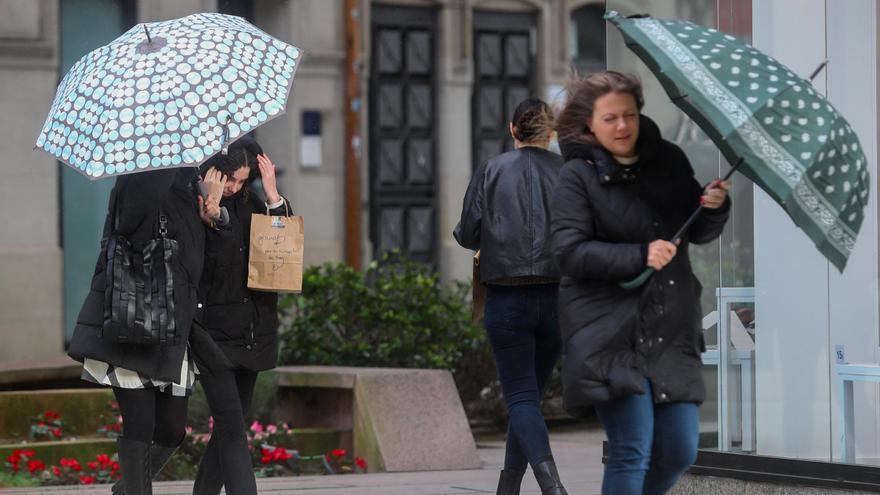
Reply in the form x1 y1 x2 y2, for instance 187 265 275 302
551 71 730 495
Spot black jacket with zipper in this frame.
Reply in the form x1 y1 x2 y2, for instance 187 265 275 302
551 115 730 416
454 146 563 282
198 188 291 371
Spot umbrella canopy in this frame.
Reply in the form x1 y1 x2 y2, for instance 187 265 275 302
35 13 302 180
605 11 869 271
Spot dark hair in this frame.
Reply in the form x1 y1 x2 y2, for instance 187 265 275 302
554 71 644 145
199 136 263 182
510 97 552 143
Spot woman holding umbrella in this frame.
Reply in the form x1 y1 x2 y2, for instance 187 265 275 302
68 167 227 495
550 71 730 495
192 137 291 495
36 11 303 495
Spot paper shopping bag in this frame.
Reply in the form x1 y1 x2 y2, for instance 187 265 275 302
247 214 304 293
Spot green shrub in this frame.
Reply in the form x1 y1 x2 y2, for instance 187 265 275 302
277 253 503 422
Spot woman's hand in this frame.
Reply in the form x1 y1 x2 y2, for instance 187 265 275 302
257 154 281 204
647 239 677 270
198 167 226 225
702 179 731 209
198 195 221 226
202 167 226 206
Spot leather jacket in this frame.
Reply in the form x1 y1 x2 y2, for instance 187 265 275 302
454 146 563 283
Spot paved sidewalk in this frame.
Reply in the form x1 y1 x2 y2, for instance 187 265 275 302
0 424 604 495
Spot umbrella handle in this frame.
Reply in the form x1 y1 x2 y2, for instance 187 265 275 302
619 267 656 290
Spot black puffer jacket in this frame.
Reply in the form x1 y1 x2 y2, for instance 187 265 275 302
454 146 563 282
68 169 217 382
197 189 290 371
551 116 730 416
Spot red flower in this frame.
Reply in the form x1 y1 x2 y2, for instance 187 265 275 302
44 411 61 420
96 454 111 465
111 461 120 472
27 459 45 473
20 450 35 458
61 458 82 471
260 454 272 464
355 456 367 470
331 448 346 458
52 466 61 476
87 461 99 470
38 421 45 426
271 447 293 461
79 475 96 485
7 453 20 464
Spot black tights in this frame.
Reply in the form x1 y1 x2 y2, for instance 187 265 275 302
193 368 259 495
113 387 189 447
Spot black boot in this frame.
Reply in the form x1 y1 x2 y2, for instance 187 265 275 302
116 438 152 495
112 441 179 494
533 458 568 495
496 468 525 495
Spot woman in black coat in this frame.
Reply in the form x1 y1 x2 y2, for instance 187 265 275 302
68 167 225 495
550 72 730 495
455 98 568 495
192 137 291 495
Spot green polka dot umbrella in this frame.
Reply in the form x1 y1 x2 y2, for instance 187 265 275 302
606 11 869 273
35 12 302 180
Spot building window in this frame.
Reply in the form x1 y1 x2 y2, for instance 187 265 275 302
569 3 606 74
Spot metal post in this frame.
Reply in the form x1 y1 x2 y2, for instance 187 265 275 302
344 0 363 270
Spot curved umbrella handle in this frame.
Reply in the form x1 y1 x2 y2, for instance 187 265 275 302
618 267 655 290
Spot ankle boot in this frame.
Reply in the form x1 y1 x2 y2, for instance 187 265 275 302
496 468 525 495
116 438 152 495
112 441 179 495
533 458 568 495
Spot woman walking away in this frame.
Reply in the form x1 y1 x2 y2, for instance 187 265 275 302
454 97 567 495
192 137 292 495
551 71 730 495
68 166 226 495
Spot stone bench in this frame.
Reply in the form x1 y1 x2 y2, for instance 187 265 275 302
0 356 83 390
274 366 482 473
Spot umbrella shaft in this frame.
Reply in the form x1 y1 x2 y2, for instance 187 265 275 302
672 206 704 243
721 157 743 181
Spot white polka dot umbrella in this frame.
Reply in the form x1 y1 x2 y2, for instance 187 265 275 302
35 12 302 180
606 11 869 275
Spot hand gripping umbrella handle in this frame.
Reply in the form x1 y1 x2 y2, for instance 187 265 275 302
617 158 743 290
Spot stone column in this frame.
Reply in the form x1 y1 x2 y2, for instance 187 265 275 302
0 0 64 362
437 0 475 286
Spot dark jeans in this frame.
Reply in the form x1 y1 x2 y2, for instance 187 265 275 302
193 368 259 495
113 387 188 446
484 283 562 471
594 378 699 495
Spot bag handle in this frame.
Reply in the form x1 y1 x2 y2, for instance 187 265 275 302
266 198 290 217
108 180 168 238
